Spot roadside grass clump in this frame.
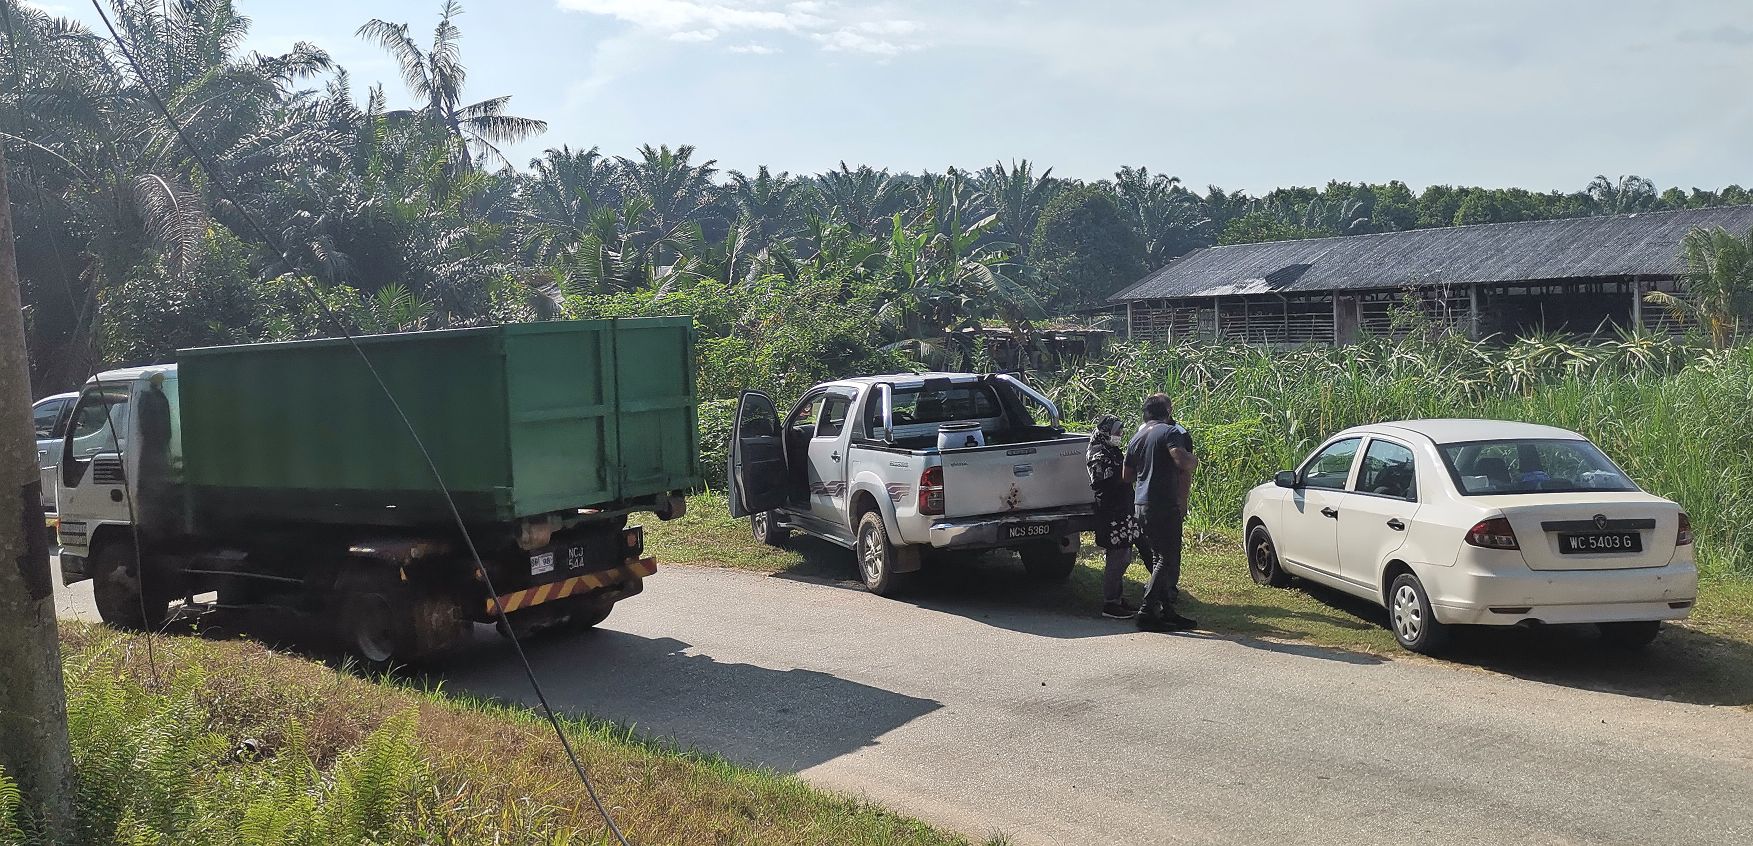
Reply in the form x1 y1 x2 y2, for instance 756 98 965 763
0 625 1001 846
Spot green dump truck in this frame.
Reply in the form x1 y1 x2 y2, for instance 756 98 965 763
53 319 699 665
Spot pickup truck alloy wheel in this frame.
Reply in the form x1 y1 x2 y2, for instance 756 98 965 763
751 510 789 546
1247 524 1292 587
856 511 909 596
1388 571 1449 654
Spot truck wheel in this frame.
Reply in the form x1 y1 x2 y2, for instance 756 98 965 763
1020 542 1077 582
562 597 615 631
335 569 418 672
751 511 789 546
855 511 913 597
91 540 171 632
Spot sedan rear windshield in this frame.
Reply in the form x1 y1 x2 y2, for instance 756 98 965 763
1439 438 1638 495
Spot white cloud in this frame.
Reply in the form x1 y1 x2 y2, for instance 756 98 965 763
728 43 781 54
669 29 721 42
557 0 925 55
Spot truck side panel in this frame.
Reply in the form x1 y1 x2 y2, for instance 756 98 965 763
610 318 699 497
504 322 619 514
180 328 515 527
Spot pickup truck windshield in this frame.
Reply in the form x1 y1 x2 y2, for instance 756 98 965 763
874 383 1004 430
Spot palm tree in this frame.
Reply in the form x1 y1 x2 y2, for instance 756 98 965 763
816 162 906 235
725 165 809 251
1114 166 1214 264
1646 226 1753 349
357 0 546 169
977 159 1057 261
1588 174 1657 216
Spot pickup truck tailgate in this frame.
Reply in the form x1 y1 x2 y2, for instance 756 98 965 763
940 437 1093 518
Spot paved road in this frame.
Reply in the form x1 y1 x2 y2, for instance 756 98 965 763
56 561 1753 845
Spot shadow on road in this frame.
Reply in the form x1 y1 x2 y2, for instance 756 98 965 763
1286 580 1753 707
439 626 945 773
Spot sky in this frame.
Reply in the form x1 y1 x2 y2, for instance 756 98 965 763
27 0 1753 193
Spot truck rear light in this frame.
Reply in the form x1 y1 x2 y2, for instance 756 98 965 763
1465 517 1519 550
1677 512 1693 546
918 466 944 516
624 527 645 558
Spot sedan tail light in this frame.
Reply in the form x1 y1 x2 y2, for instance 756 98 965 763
1465 517 1519 550
1677 512 1693 546
918 466 945 516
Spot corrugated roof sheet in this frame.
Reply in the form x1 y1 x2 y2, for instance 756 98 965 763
1111 205 1753 302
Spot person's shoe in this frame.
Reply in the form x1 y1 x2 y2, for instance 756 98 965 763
1102 601 1139 619
1136 611 1171 632
1161 609 1199 631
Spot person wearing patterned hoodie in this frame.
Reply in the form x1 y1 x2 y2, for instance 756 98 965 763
1088 415 1144 618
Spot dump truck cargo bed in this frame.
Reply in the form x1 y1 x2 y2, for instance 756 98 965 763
177 318 698 528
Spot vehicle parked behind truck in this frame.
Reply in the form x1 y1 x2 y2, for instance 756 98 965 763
728 372 1096 595
55 319 699 666
32 391 77 517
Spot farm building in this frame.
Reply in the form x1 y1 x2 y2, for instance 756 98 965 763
1107 205 1753 345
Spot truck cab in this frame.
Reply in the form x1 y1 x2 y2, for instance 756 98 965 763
728 372 1097 595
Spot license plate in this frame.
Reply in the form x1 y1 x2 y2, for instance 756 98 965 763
1003 523 1052 541
1558 532 1643 554
530 552 555 575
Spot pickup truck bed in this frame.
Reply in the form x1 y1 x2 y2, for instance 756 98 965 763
729 372 1096 595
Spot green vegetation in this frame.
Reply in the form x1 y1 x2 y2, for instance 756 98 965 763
0 625 1002 846
10 0 1753 393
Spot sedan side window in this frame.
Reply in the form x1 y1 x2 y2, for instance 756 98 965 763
1357 439 1417 500
1301 438 1361 490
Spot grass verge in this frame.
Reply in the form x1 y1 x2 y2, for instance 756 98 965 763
642 493 1753 708
2 623 1007 846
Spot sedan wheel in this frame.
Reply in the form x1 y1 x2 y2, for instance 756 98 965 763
1247 524 1291 587
1387 571 1449 655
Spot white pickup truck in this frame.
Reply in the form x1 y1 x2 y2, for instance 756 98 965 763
728 372 1097 595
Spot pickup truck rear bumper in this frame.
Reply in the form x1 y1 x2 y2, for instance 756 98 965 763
927 507 1099 549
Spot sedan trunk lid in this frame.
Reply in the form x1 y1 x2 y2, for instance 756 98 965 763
1475 492 1682 571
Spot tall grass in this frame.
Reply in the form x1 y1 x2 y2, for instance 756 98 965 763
1038 332 1753 580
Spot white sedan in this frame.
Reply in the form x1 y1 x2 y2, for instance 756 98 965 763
1242 419 1696 654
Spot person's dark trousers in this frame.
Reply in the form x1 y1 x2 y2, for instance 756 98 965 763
1136 505 1184 616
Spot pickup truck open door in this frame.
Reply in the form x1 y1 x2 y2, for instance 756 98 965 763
728 390 788 518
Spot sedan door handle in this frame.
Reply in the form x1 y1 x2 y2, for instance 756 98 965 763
830 451 842 462
1320 507 1339 519
1386 518 1406 531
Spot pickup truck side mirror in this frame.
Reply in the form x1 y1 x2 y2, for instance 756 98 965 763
1274 470 1298 489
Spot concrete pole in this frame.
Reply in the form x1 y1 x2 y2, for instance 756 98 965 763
0 142 77 842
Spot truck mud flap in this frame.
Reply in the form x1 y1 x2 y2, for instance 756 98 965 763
487 557 656 615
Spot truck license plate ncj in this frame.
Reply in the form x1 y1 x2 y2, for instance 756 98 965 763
1003 523 1052 541
1558 532 1642 554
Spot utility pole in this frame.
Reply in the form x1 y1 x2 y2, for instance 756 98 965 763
0 139 77 842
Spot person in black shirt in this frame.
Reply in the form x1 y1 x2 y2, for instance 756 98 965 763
1087 415 1143 618
1123 393 1199 632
